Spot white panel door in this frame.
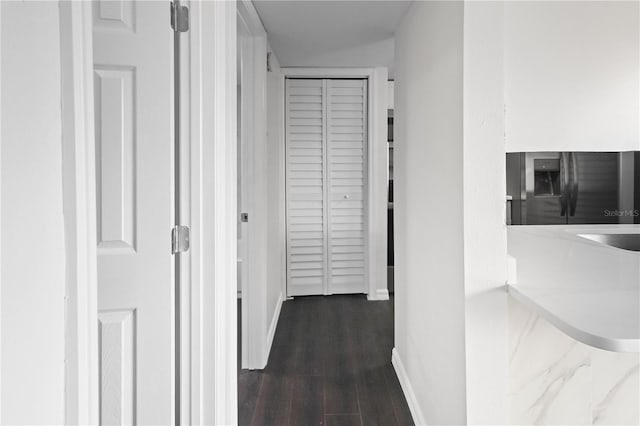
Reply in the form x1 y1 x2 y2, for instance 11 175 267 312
285 79 367 296
327 79 367 294
93 1 175 424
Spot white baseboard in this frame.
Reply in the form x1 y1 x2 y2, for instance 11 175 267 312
367 288 390 301
264 291 283 365
392 347 427 426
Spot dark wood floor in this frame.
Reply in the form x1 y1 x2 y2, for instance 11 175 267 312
238 295 413 426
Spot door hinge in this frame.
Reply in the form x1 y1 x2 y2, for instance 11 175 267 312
170 2 189 32
171 225 190 254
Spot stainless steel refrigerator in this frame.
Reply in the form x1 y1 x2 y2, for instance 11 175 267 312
506 151 638 225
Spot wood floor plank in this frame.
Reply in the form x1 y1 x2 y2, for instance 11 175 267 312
265 301 297 374
239 295 413 426
238 371 263 426
325 414 363 426
250 373 294 426
293 297 326 376
289 375 324 426
356 367 400 426
324 373 359 415
324 297 357 375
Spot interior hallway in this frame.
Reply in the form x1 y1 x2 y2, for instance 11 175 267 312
238 295 413 426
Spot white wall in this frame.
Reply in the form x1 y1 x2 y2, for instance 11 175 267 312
505 1 640 152
1 2 66 423
252 0 408 78
277 37 397 78
238 4 268 368
463 2 508 424
266 44 285 351
394 2 468 424
387 81 395 110
247 31 270 368
238 0 285 369
395 2 511 424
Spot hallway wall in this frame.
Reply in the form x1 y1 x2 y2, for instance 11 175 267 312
266 44 286 351
393 2 468 424
394 1 509 425
274 37 396 78
237 0 285 369
1 2 66 423
462 2 508 424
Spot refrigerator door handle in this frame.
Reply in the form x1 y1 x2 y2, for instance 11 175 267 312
560 152 569 217
569 152 579 216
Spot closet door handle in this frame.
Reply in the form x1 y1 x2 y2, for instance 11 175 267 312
343 194 350 199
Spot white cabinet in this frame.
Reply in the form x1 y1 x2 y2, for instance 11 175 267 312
285 79 368 296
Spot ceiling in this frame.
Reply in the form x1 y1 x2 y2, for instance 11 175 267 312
252 0 412 78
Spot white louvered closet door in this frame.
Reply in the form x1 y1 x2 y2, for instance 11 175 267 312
286 78 368 297
326 79 368 294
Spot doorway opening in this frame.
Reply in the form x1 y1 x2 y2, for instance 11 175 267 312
234 0 408 421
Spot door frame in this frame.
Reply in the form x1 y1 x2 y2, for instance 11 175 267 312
281 67 389 300
182 1 238 423
60 2 99 423
62 1 238 424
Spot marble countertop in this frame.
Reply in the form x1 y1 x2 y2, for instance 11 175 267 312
507 225 640 352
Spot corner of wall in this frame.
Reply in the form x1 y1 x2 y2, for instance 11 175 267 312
394 2 471 424
462 1 509 423
392 348 427 426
